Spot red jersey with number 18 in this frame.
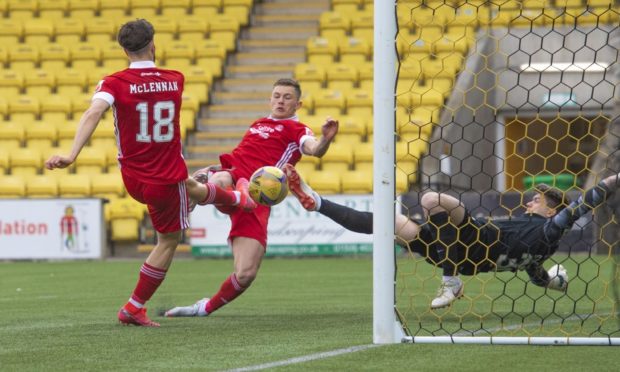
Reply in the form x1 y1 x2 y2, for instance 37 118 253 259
92 61 188 184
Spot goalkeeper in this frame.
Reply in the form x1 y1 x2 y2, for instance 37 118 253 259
283 164 620 309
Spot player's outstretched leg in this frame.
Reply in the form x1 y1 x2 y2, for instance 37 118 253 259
165 298 210 317
118 307 160 327
283 164 320 211
431 277 464 309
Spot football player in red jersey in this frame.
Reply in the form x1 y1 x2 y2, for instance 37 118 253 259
165 78 339 318
45 19 256 327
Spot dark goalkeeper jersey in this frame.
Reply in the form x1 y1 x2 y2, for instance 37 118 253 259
468 181 614 285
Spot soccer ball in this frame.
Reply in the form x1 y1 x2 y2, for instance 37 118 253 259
248 166 288 206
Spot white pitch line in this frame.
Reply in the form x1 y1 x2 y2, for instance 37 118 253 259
223 344 382 372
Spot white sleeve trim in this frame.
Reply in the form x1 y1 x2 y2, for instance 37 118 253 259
299 135 316 155
92 91 114 106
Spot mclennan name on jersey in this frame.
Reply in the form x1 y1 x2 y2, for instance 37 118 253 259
129 81 179 94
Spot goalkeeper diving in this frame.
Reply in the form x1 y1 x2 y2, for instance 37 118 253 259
283 164 620 309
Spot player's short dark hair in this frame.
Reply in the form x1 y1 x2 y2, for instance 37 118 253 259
534 183 570 212
273 78 301 99
117 19 154 53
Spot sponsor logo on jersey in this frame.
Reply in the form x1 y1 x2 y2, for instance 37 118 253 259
129 81 179 94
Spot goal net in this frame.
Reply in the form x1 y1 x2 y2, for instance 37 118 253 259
374 0 620 344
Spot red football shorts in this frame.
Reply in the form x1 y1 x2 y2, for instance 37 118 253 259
228 204 271 249
122 174 190 234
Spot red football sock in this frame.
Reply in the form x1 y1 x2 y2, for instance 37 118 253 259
205 273 247 314
124 263 167 313
199 182 237 206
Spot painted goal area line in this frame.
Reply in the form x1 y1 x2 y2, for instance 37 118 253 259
223 344 381 372
225 312 618 371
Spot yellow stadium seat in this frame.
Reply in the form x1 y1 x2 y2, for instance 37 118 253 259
294 63 326 93
345 90 372 117
130 0 159 17
25 70 56 99
58 174 91 197
54 18 84 45
91 173 125 199
209 16 240 52
100 0 128 18
25 121 58 149
184 66 213 104
150 17 177 46
0 121 24 150
85 19 116 44
40 44 70 70
90 117 116 147
161 0 189 17
177 17 209 43
0 175 26 198
321 142 353 166
293 161 316 178
86 68 110 90
341 170 372 194
322 162 349 174
108 197 145 241
0 19 22 46
56 69 88 97
9 95 40 122
333 0 362 13
193 2 220 17
353 141 373 164
164 40 195 68
41 94 73 122
313 90 346 116
338 36 371 65
24 19 54 46
39 0 69 20
9 44 39 72
68 0 99 18
351 11 373 43
70 43 101 71
339 114 368 138
8 0 35 20
326 64 358 92
70 93 93 119
74 146 106 175
0 70 23 98
319 11 351 41
355 160 372 175
194 39 226 78
101 42 128 71
222 3 251 27
10 148 42 176
26 175 59 198
306 36 338 65
308 170 341 194
56 119 79 147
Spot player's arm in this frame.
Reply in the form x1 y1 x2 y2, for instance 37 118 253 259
545 173 619 241
301 117 339 157
45 98 109 169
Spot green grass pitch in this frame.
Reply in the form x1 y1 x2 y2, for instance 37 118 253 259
1 257 619 371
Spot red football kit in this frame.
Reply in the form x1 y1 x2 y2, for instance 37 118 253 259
93 61 190 233
219 116 316 247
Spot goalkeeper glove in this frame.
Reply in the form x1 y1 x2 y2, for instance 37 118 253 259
547 264 568 292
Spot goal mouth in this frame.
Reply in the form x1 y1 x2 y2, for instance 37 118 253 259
372 0 620 344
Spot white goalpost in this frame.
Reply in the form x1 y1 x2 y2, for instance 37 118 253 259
372 0 403 344
373 0 620 345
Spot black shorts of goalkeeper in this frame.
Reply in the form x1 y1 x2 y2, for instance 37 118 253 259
407 211 500 275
